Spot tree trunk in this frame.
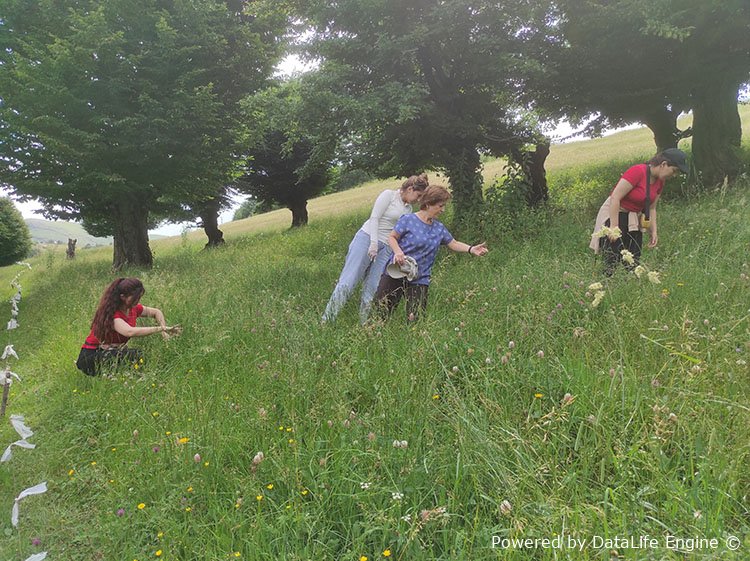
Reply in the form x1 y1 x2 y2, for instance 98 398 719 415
524 142 550 207
444 146 484 226
288 198 308 227
200 197 225 248
112 201 152 270
643 107 680 151
692 79 743 186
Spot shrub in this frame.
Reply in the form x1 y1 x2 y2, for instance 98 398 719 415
0 197 32 266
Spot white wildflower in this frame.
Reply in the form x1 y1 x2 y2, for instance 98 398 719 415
595 225 622 239
647 271 661 284
360 482 371 490
634 265 646 278
587 282 603 291
391 492 403 501
591 290 606 308
620 249 635 265
499 500 512 516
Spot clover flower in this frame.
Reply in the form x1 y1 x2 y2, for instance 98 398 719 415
499 500 512 516
620 249 635 265
647 271 661 284
634 265 646 278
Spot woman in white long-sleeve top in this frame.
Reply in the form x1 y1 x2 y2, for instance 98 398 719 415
322 174 428 323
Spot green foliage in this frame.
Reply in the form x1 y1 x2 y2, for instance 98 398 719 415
295 0 546 222
232 198 259 221
326 166 375 194
0 197 32 266
531 0 749 179
0 0 286 266
238 82 333 227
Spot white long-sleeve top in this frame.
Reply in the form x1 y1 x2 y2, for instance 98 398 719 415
360 189 412 249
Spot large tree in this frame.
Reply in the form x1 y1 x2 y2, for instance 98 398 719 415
237 80 333 227
0 0 285 268
0 197 32 267
294 0 545 226
530 0 750 184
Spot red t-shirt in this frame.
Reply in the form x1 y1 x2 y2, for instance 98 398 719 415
611 164 664 212
82 303 144 349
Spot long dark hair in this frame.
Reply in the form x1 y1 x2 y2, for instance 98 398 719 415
91 278 145 341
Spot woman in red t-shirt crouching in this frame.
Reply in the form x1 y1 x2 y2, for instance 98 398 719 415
76 277 181 376
590 148 688 275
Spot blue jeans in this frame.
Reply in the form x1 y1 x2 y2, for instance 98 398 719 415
323 229 392 323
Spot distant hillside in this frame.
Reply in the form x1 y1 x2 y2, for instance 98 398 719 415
25 218 167 246
25 218 112 246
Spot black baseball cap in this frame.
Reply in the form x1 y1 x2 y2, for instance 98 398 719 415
661 148 688 173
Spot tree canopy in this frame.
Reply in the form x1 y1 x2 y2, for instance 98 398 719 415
529 0 750 183
238 82 332 227
0 0 286 267
294 0 546 225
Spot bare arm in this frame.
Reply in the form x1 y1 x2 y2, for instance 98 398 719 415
388 230 405 265
114 306 182 340
648 195 660 248
446 240 488 256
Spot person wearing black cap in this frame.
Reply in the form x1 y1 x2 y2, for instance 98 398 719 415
590 148 688 275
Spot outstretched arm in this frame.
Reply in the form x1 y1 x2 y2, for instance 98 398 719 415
447 240 488 256
114 307 182 340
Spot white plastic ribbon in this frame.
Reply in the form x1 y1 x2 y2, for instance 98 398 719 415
1 415 36 462
1 439 35 463
1 370 21 385
11 482 47 527
25 553 48 561
11 415 33 439
7 319 18 330
2 344 19 360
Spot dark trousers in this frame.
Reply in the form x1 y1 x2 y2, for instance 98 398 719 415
599 212 642 276
76 347 143 376
373 274 429 322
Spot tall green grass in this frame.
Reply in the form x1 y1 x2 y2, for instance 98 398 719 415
1 164 749 559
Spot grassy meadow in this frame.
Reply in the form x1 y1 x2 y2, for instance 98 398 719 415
1 118 749 560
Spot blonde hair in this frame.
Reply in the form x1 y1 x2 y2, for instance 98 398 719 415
419 185 452 210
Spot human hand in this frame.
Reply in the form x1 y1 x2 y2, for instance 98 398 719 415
648 234 658 249
368 246 379 260
161 325 182 340
393 251 405 266
470 242 489 256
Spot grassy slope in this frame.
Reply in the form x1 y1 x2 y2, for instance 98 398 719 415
0 112 749 560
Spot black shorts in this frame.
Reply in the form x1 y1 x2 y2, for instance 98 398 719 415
76 347 143 376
